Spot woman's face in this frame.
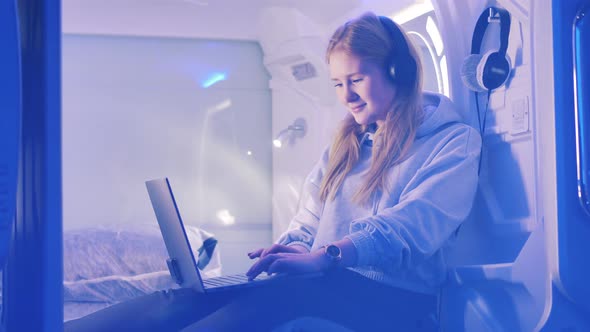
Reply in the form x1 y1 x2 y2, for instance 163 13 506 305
329 50 396 127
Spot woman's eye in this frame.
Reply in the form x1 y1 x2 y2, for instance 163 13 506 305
352 78 363 84
333 83 343 88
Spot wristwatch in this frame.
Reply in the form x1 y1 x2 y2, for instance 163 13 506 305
323 244 342 265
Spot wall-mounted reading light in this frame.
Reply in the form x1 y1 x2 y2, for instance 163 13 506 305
273 117 307 148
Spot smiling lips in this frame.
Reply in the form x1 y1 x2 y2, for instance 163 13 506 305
350 103 366 113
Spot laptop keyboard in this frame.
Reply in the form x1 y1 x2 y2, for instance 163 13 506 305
202 273 272 288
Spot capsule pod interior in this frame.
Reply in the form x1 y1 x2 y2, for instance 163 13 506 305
1 0 590 331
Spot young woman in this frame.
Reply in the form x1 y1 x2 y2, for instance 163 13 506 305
65 12 481 332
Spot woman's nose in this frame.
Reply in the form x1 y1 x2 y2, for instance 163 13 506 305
344 86 359 103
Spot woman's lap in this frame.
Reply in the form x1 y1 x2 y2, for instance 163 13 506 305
65 269 437 332
183 269 438 331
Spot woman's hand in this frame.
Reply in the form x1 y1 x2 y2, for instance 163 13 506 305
246 249 329 280
247 244 308 260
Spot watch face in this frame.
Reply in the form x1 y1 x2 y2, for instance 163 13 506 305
326 245 341 259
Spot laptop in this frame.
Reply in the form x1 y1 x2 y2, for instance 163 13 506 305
145 178 319 293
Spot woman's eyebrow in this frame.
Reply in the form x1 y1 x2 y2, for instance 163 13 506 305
331 72 363 81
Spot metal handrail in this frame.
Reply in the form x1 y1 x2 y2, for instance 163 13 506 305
573 6 590 216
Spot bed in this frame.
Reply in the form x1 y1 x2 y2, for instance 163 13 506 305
62 223 221 321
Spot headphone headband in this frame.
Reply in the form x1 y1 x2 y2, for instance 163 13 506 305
378 16 411 59
377 16 417 87
471 7 511 56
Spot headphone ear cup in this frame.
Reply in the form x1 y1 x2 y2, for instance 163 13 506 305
481 50 511 90
388 58 417 87
461 54 487 92
389 64 396 81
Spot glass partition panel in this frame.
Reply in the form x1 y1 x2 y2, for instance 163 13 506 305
62 34 272 320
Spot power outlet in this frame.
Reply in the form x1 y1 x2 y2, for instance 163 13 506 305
511 97 529 135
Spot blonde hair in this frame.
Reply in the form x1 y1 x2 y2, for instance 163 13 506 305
319 12 424 205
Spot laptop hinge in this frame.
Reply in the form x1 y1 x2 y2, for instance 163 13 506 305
166 258 183 285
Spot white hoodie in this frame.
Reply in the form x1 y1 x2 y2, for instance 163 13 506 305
277 92 482 294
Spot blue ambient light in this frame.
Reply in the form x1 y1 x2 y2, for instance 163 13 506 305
202 72 227 88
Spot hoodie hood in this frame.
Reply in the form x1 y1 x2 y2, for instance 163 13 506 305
416 92 466 138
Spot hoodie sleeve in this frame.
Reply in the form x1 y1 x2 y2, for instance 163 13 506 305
275 148 329 252
346 125 481 272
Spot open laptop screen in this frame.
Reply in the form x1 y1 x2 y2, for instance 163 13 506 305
145 178 205 292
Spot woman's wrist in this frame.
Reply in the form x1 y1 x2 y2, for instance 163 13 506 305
316 238 358 269
333 237 358 267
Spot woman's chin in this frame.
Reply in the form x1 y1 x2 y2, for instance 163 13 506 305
352 116 369 126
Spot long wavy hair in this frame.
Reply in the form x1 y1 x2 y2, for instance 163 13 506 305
319 12 424 205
